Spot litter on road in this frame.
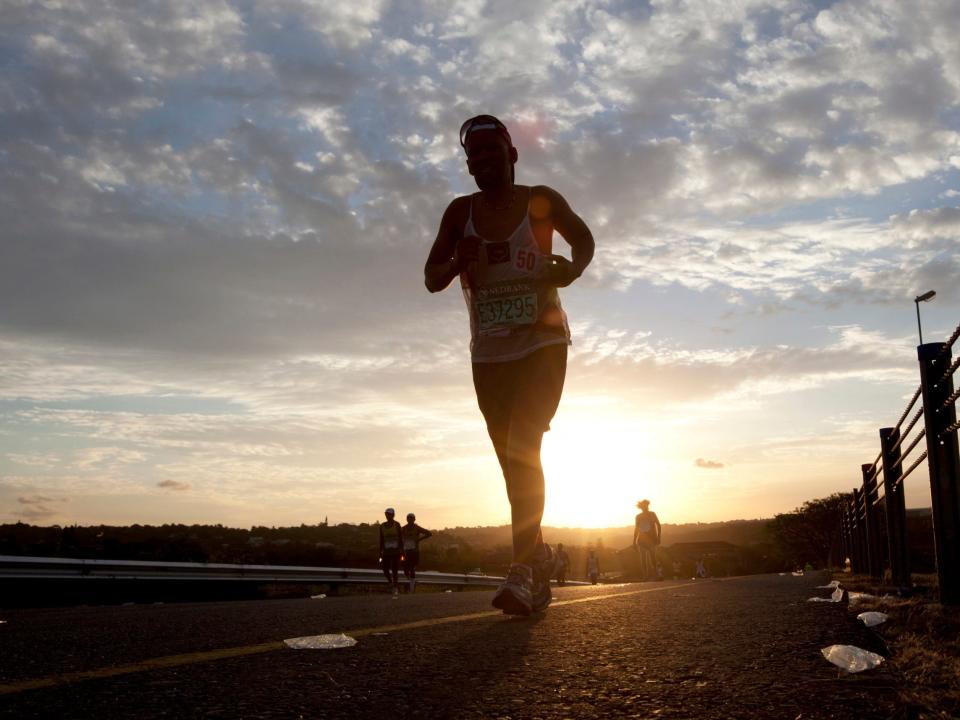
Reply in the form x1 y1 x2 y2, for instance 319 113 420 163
284 633 357 650
820 644 884 673
310 594 326 599
817 580 840 589
857 611 889 627
847 592 876 606
808 587 845 603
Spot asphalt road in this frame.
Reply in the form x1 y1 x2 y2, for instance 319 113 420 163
0 574 898 719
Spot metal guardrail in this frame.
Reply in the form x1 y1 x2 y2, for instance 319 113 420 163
841 321 960 605
0 555 590 588
0 555 506 587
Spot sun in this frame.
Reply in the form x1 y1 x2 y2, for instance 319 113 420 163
541 410 664 528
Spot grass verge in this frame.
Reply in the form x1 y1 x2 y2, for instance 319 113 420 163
835 573 960 719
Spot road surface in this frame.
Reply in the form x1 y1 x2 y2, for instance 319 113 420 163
0 573 897 718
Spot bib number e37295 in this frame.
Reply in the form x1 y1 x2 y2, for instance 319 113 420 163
476 293 537 332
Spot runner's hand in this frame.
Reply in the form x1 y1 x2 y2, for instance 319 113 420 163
541 254 579 288
453 235 482 272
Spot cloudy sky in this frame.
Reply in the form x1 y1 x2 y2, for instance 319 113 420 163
2 0 958 530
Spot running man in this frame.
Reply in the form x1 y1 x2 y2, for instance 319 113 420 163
379 507 403 598
633 499 661 580
401 512 432 593
424 114 594 615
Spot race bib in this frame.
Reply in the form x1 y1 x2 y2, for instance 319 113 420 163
474 280 537 333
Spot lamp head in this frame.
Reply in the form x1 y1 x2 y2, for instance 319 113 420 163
915 290 936 302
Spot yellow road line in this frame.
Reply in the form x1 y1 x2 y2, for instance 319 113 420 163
0 581 706 696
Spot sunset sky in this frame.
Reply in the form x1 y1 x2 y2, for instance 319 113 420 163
2 0 959 530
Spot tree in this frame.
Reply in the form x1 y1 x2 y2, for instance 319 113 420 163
768 493 848 569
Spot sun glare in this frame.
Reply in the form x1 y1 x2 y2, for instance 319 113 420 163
541 413 666 528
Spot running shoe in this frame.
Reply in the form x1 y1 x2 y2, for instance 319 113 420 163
492 563 533 615
531 544 557 612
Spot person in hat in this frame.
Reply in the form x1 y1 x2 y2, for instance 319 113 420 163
633 499 661 580
424 114 594 615
401 512 432 593
379 507 404 597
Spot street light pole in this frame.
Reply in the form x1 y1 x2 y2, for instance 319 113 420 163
914 290 936 345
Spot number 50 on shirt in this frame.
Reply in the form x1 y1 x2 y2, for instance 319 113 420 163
515 248 536 271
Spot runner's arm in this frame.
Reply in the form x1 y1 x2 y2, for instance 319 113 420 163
538 186 594 287
419 526 432 542
653 513 662 544
425 198 475 292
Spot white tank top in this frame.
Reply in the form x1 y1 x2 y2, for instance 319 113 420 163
461 189 571 362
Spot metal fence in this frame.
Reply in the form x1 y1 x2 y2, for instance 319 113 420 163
0 554 506 587
0 554 589 588
841 323 960 604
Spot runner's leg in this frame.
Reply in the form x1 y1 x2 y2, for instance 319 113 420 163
473 345 566 566
503 345 567 566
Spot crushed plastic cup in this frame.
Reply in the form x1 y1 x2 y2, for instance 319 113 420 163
857 611 889 627
310 594 326 599
807 587 845 603
284 633 357 650
817 580 840 589
848 591 875 606
792 571 804 576
821 644 884 673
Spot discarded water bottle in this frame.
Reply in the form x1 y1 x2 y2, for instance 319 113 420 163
284 633 357 650
857 611 888 627
821 644 884 673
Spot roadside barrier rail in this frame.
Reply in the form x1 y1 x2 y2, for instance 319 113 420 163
841 321 960 604
0 555 505 587
0 555 589 588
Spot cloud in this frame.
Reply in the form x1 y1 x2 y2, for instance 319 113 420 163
16 495 67 521
157 479 190 491
17 495 57 505
695 458 725 469
1 0 958 525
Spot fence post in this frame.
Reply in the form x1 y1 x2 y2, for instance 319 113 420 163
880 427 911 590
850 495 864 574
839 507 850 571
852 487 866 574
918 342 960 605
861 464 883 579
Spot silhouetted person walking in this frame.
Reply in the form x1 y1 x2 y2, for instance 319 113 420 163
555 543 570 585
401 512 432 593
379 507 403 597
425 115 594 615
586 549 600 584
633 499 661 580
